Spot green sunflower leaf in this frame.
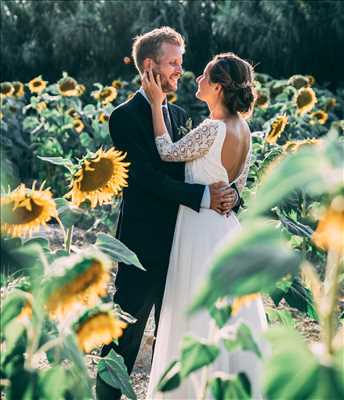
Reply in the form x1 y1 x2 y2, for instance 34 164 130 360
180 336 220 378
98 349 136 400
95 233 145 270
37 155 74 172
157 360 181 392
209 373 251 400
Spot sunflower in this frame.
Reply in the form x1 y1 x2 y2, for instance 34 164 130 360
256 91 269 109
310 110 328 125
12 81 25 98
1 183 57 238
74 305 127 353
77 84 86 96
0 82 14 98
232 294 260 316
66 147 129 208
288 75 309 89
92 86 118 105
167 92 177 104
0 112 3 120
73 119 84 133
283 138 321 153
98 112 109 124
28 75 47 94
312 196 344 254
44 249 112 319
295 87 317 115
35 101 47 113
58 76 79 97
265 115 288 145
66 108 80 119
123 56 131 64
111 80 124 89
127 91 134 100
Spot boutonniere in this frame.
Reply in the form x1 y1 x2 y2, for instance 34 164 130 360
177 117 193 137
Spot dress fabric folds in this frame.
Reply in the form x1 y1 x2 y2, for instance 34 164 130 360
147 119 268 399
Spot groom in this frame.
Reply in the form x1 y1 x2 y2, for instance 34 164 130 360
96 26 240 399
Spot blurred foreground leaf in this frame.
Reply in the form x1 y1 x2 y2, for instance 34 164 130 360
190 221 301 313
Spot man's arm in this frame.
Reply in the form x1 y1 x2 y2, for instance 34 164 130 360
109 108 204 212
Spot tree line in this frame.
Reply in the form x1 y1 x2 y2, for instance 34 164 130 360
1 0 343 89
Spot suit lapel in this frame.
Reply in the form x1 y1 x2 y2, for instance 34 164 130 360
133 92 181 144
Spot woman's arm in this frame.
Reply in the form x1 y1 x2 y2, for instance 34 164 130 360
142 68 220 162
142 69 169 137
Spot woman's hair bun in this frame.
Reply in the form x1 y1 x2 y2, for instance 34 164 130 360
208 53 256 115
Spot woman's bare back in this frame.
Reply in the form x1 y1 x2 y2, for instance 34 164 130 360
221 116 251 183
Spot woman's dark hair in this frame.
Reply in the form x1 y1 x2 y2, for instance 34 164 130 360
208 52 256 115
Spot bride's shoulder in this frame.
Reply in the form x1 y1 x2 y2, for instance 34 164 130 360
199 118 225 128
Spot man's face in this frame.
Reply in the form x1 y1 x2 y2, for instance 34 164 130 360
151 43 183 93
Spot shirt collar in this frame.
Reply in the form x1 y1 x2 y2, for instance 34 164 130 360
138 87 168 108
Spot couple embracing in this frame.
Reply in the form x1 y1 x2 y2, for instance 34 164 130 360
97 27 267 400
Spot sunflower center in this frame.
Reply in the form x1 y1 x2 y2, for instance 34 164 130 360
1 83 13 95
99 89 112 102
79 158 114 191
33 81 42 87
60 79 77 92
297 92 312 108
1 199 43 225
257 94 268 105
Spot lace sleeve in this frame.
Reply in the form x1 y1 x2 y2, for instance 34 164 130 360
234 147 252 193
155 119 222 162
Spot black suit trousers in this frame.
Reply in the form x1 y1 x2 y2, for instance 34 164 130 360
96 263 168 400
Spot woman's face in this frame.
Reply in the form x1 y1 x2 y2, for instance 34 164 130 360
195 62 218 101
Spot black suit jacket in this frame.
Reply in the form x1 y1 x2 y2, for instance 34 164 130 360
109 92 205 274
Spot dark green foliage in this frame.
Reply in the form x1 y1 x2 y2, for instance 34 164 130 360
1 0 343 86
213 0 344 89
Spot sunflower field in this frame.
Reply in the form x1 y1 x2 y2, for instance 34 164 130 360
1 69 343 400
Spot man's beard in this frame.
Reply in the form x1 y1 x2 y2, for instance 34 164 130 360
153 68 176 93
160 77 175 93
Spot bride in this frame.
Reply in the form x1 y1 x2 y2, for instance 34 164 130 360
143 52 268 399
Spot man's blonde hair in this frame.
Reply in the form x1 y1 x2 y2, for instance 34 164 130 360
132 26 185 74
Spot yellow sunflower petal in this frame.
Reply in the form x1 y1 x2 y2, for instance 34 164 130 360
1 184 57 238
66 147 130 208
265 115 288 145
295 87 317 115
312 197 344 253
28 75 47 94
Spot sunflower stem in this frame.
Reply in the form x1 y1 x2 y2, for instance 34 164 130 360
321 248 342 357
35 337 64 357
65 225 74 253
198 321 217 400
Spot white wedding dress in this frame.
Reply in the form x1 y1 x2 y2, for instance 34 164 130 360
146 119 268 400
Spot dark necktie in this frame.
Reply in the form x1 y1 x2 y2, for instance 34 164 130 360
162 106 174 139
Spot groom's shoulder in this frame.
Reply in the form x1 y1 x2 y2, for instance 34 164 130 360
169 103 186 115
112 95 137 115
110 92 145 120
169 103 187 121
